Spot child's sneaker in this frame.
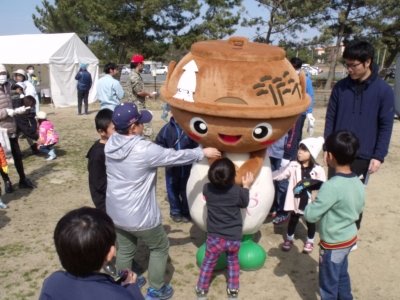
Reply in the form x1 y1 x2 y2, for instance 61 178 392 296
227 288 239 299
0 200 8 209
194 286 208 300
145 285 174 300
47 149 57 161
350 243 357 252
137 275 147 289
282 238 293 251
303 241 314 254
273 213 290 225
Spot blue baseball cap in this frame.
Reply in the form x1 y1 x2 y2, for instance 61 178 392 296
112 102 153 130
80 63 87 68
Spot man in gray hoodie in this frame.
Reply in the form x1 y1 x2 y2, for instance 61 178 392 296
105 102 220 300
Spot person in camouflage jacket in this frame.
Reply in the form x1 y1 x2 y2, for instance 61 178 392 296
127 54 154 140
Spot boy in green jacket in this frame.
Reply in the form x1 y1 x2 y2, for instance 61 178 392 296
304 130 365 300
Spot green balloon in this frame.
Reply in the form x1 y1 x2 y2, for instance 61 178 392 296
238 234 267 271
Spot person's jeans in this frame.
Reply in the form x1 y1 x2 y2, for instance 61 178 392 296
166 172 190 217
270 157 289 216
197 236 241 291
39 143 56 154
115 224 170 290
77 90 89 114
319 246 353 300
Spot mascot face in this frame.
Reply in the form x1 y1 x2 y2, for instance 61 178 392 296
161 37 310 152
172 107 298 152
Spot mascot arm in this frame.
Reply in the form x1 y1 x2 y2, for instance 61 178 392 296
234 148 266 186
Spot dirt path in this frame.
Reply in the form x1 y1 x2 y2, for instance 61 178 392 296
0 102 398 300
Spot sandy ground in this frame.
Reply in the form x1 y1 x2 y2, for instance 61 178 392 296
0 100 399 300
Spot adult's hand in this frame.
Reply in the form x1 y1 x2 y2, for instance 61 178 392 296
121 268 137 286
369 158 381 174
203 147 221 159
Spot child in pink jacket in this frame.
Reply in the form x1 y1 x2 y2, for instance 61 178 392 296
272 137 326 254
37 111 59 161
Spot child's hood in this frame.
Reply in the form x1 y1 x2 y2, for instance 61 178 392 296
105 132 143 160
39 120 54 129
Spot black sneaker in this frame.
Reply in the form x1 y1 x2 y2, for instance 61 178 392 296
181 215 191 223
19 178 37 189
227 288 239 299
4 181 13 194
194 286 208 300
171 214 182 223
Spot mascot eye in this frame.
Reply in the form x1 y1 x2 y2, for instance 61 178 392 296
190 117 208 135
252 123 273 141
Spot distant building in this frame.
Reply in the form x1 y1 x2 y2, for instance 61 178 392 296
314 44 345 63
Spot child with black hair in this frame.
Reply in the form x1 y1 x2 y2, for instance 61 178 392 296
272 137 326 254
39 207 145 300
15 95 39 154
86 109 114 212
195 158 253 300
305 130 365 299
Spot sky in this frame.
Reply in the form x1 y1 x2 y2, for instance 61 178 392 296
0 0 319 43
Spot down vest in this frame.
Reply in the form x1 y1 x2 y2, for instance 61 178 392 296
0 81 17 134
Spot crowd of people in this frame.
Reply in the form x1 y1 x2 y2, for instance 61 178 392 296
0 39 394 300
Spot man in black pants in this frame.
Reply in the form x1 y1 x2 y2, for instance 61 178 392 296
324 40 395 234
75 63 92 115
0 64 37 193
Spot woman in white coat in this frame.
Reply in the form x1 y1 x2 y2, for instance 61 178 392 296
13 69 39 112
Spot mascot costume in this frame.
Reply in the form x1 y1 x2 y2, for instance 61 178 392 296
161 37 310 270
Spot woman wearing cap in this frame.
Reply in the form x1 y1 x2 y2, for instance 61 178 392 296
0 64 37 192
13 69 40 113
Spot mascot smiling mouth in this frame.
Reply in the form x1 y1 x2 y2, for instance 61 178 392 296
218 134 242 144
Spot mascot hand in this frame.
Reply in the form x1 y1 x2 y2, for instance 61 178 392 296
281 159 290 168
307 113 315 136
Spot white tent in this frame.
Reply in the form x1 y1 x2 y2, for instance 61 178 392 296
0 33 99 108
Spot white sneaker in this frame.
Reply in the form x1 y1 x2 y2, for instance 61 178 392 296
350 244 357 252
46 149 57 161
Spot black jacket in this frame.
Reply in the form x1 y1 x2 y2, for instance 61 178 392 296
155 117 198 178
324 62 395 162
204 183 250 240
86 140 106 212
15 113 38 140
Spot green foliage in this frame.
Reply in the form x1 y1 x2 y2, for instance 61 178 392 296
241 0 326 44
306 0 394 89
32 0 242 64
173 0 243 49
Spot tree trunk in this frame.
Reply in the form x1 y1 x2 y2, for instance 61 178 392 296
324 33 344 90
384 48 399 68
324 3 353 90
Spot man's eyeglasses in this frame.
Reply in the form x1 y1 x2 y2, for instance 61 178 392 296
343 62 363 69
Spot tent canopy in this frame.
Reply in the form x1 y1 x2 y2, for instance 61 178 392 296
0 33 99 108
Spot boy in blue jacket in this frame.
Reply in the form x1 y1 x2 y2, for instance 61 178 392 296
155 115 198 223
39 207 144 300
